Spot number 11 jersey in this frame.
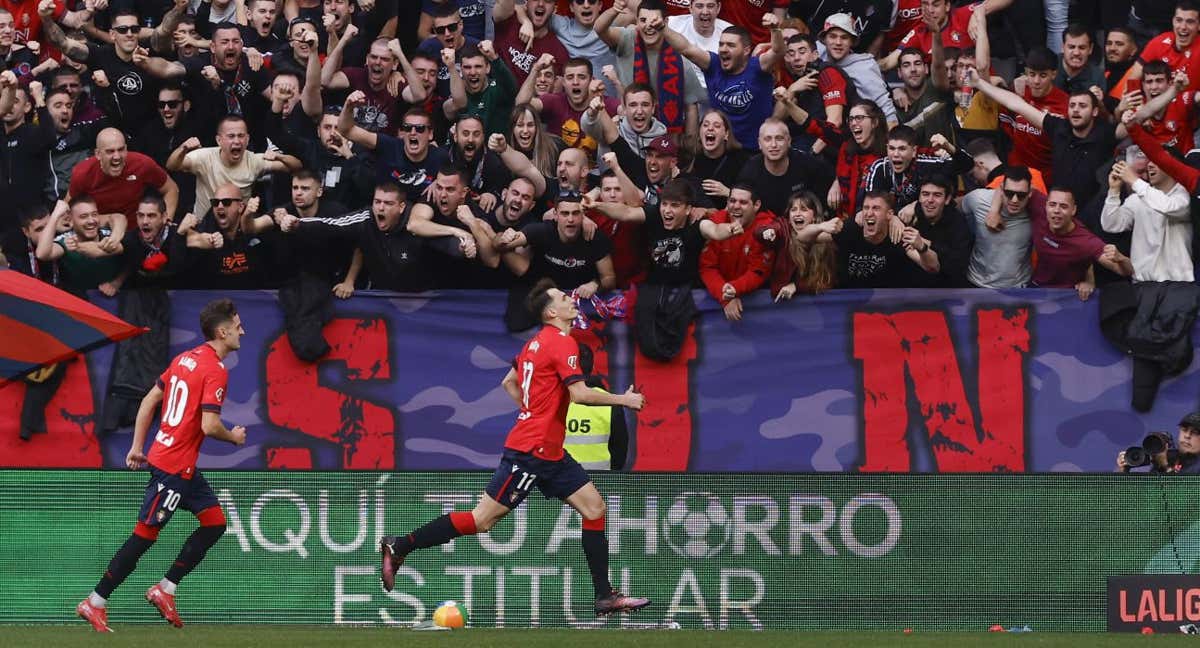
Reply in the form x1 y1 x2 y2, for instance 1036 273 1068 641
148 343 229 478
503 325 584 461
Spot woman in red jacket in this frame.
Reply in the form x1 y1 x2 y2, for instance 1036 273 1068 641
770 191 842 301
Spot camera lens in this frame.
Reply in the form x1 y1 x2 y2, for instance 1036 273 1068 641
1143 433 1169 455
1125 446 1151 468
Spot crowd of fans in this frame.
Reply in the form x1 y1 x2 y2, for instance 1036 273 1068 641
0 0 1197 334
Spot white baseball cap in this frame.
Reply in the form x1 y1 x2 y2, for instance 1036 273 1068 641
819 13 859 40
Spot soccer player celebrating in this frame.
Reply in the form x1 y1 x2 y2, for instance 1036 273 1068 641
380 279 651 617
76 299 247 632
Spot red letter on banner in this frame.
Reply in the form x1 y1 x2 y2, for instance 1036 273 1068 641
631 322 697 471
853 309 1029 472
265 318 395 469
0 360 102 467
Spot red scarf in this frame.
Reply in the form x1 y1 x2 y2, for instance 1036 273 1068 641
633 35 684 134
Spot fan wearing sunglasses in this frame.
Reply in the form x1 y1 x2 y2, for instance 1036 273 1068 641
338 95 451 202
420 0 488 42
182 183 278 289
40 3 188 135
416 4 480 99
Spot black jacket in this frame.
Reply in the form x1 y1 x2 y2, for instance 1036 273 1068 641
1100 281 1200 412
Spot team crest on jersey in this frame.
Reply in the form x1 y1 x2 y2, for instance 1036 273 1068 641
530 340 540 352
215 387 225 402
568 355 577 369
156 511 166 522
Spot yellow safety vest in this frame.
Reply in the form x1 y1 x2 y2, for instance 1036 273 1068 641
564 387 612 470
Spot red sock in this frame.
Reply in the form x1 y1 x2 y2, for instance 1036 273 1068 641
450 511 478 535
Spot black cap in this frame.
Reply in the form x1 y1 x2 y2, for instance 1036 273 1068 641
1179 412 1200 430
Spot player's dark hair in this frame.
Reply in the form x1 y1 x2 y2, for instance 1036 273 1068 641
659 178 695 206
437 164 469 185
1106 26 1136 42
1003 165 1033 185
18 203 49 228
623 82 657 104
1068 89 1099 110
139 190 167 214
721 25 752 47
1142 60 1171 79
374 181 405 199
199 298 238 341
862 189 895 210
403 106 432 122
638 0 666 16
431 2 460 20
1048 185 1077 204
69 194 97 210
110 9 139 24
1062 23 1092 43
292 168 321 184
212 21 241 39
965 137 998 158
920 174 954 196
1178 0 1200 17
887 125 919 146
45 86 72 105
564 57 592 74
526 278 559 321
787 33 816 49
944 46 963 61
218 114 248 132
459 44 485 62
1024 47 1058 72
898 47 925 64
729 182 760 204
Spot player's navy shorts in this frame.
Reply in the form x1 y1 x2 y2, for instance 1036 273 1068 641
485 448 591 508
137 466 220 528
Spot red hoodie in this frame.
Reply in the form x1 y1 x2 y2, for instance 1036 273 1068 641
699 210 779 305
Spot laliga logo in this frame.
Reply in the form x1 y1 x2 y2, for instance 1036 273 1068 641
662 492 732 558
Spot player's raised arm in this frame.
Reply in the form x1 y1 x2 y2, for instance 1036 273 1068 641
568 380 645 411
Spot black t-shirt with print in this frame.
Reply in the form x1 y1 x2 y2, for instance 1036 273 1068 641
643 204 706 285
520 221 612 290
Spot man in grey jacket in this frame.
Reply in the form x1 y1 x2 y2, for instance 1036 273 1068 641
818 13 898 126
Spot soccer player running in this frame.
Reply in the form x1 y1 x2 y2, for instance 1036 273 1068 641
380 279 651 617
76 299 247 632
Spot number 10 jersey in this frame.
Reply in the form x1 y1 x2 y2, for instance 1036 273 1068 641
148 343 229 478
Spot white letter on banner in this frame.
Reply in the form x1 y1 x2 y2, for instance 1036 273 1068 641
479 505 527 555
333 566 373 624
319 489 369 553
380 567 427 626
788 495 837 556
718 568 765 630
664 569 714 629
840 494 902 558
251 489 311 558
546 504 581 554
445 566 491 618
494 567 506 628
425 493 475 552
216 488 251 552
510 566 557 627
608 495 658 555
732 496 780 556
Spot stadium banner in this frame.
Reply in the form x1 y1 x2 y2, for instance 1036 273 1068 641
1 288 1197 473
3 471 1198 630
1106 574 1200 633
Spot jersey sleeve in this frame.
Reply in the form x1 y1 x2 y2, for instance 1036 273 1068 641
200 367 229 413
552 334 585 385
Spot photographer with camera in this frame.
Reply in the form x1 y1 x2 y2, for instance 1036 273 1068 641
1117 413 1200 474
